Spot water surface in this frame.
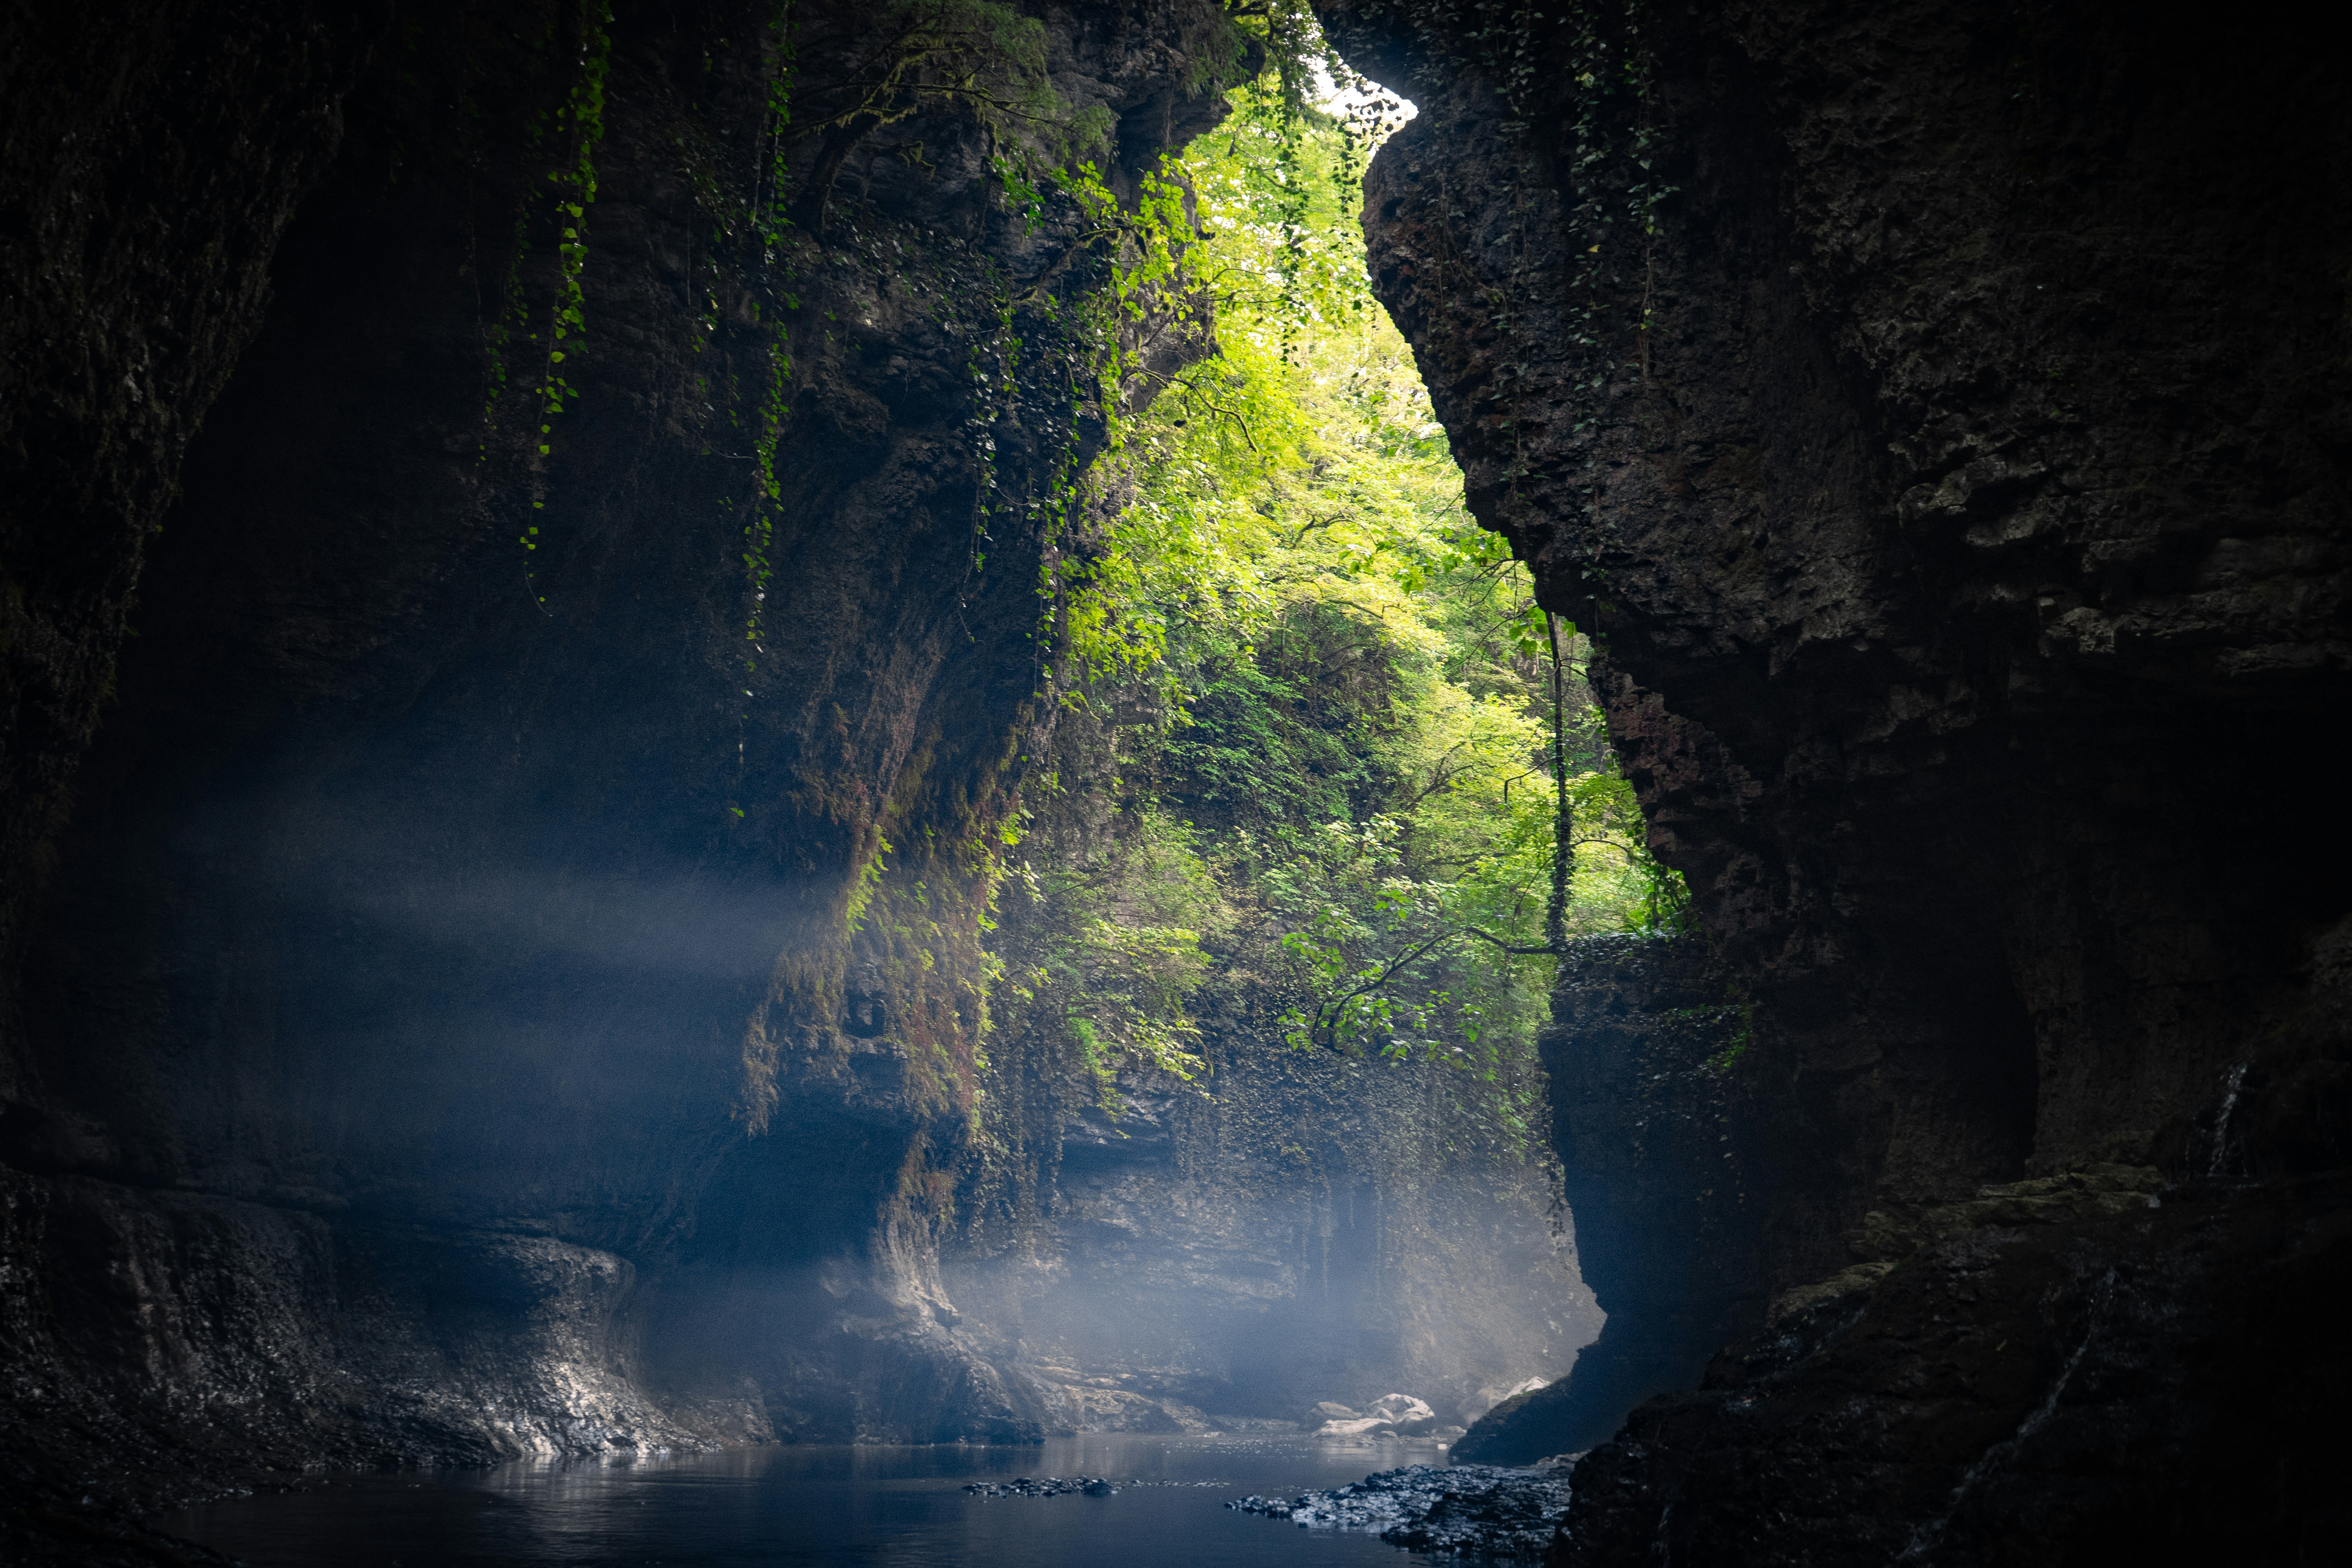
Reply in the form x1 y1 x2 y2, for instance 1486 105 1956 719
167 1433 1441 1566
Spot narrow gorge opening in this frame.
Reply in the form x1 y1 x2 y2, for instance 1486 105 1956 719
933 66 1693 1449
8 0 2344 1563
4 4 1657 1561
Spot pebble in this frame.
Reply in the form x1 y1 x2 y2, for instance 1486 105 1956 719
1227 1463 1573 1557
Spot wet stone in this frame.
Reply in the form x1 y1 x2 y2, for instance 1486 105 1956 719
1227 1463 1573 1557
961 1475 1123 1498
959 1475 1227 1498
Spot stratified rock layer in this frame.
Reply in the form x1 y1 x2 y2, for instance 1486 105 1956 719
1319 0 2351 1557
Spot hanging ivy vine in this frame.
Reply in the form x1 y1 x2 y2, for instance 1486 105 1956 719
471 0 615 613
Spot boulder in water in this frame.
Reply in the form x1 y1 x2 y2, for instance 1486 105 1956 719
1367 1394 1435 1424
1367 1393 1438 1435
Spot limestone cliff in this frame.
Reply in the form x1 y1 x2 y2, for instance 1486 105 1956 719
0 0 1248 1554
1321 0 2351 1555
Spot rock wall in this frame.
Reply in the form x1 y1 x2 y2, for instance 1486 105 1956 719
1319 0 2352 1556
1454 934 1752 1463
0 0 382 1073
0 0 1257 1554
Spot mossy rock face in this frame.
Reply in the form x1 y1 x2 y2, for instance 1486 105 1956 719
0 0 1243 1526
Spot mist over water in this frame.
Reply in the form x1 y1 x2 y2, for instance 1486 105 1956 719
168 1436 1446 1567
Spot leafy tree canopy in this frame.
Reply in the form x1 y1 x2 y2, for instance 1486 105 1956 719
984 44 1686 1149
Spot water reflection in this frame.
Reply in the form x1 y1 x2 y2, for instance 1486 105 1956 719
168 1433 1451 1566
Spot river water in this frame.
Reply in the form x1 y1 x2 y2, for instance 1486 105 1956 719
165 1433 1442 1567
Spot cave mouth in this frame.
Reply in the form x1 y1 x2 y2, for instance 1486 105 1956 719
12 0 2350 1561
0 5 1645 1559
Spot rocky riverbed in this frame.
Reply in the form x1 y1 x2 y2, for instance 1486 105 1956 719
1229 1463 1574 1557
963 1475 1232 1498
965 1476 1123 1498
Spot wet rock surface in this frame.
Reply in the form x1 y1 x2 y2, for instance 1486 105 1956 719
963 1473 1230 1498
1232 1463 1573 1557
1319 0 2352 1555
1565 1170 2352 1565
1301 1392 1446 1440
1455 938 1751 1465
964 1475 1122 1499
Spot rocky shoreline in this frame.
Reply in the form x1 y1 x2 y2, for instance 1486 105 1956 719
1230 1463 1574 1558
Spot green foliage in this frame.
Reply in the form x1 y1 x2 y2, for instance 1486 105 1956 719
470 0 615 612
659 6 1688 1152
738 8 800 658
1217 0 1326 112
832 0 1084 150
989 50 1688 1147
995 809 1222 1105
